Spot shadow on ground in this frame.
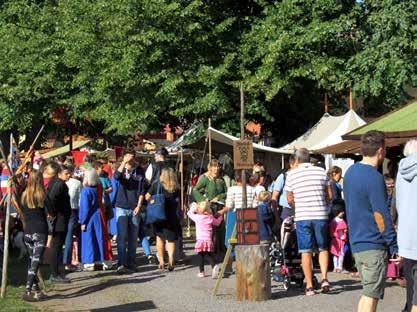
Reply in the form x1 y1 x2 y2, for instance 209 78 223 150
90 301 157 312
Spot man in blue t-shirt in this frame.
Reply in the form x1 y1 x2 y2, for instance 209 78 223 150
344 130 400 312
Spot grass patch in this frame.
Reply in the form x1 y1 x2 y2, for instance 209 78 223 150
0 251 42 311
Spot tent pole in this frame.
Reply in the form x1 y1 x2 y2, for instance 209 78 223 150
281 154 285 170
208 118 212 162
349 87 353 110
0 134 13 298
324 93 329 113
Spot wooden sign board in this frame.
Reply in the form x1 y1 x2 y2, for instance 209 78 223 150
233 139 254 169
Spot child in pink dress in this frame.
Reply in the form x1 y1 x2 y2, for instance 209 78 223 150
188 201 223 278
329 202 348 273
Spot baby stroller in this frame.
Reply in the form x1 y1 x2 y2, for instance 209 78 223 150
270 217 318 290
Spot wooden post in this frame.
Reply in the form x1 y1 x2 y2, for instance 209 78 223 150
240 84 247 213
235 84 270 301
349 87 353 110
208 118 212 162
235 245 271 301
0 135 13 298
180 148 184 218
324 93 329 113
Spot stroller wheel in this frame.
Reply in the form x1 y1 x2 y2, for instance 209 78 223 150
283 277 291 291
296 279 304 288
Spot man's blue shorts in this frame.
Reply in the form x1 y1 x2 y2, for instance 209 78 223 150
295 219 329 253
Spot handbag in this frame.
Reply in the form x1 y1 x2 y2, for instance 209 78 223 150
146 183 166 224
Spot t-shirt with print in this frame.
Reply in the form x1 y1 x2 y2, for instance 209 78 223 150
284 163 330 222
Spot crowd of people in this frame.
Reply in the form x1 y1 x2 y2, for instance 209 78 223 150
0 131 416 312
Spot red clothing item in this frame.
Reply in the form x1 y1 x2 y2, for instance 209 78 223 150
102 164 113 180
97 184 113 261
329 217 347 257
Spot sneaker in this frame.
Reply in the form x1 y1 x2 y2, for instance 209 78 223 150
22 292 36 302
197 272 205 278
83 264 95 272
117 265 128 274
49 275 71 284
212 264 220 279
147 255 156 264
33 291 48 301
126 266 137 274
102 261 113 271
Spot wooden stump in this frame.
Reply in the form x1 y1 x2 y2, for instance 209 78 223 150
235 245 271 301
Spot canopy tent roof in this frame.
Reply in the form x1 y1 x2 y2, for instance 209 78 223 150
316 137 411 155
343 100 417 140
41 140 91 159
279 110 366 152
167 123 292 155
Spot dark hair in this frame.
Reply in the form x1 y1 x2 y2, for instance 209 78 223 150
360 130 385 157
289 154 296 165
327 166 342 179
294 148 310 163
93 161 104 169
155 147 168 157
208 159 220 168
45 161 60 176
249 173 260 186
59 164 70 173
124 149 135 156
234 170 248 183
66 165 75 174
57 155 67 163
332 199 345 216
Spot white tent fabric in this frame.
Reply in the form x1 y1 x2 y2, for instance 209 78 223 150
41 140 91 159
279 110 366 152
208 127 292 155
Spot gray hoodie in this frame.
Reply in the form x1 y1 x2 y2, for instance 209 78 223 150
396 153 417 260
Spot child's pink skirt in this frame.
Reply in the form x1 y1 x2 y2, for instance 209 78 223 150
195 240 214 253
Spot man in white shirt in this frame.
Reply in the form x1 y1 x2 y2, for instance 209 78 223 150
63 166 82 271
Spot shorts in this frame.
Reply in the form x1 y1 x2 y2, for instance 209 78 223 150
295 219 328 253
404 257 417 309
354 249 388 299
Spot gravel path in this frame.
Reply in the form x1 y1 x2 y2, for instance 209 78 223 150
33 240 406 312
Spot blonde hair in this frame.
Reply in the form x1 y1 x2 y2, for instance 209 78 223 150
83 168 99 187
22 171 46 209
258 191 272 203
160 168 178 193
404 138 417 157
197 200 212 214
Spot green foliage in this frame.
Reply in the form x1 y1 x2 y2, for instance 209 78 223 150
0 0 416 141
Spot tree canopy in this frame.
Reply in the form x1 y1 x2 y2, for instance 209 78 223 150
0 0 416 143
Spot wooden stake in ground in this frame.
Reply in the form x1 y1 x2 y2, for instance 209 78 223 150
0 136 13 298
235 84 270 301
235 245 271 301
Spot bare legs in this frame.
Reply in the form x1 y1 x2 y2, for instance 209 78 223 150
357 296 378 312
156 235 176 269
301 250 329 289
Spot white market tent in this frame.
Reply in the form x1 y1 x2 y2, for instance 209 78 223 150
279 110 366 152
41 140 91 159
167 124 292 175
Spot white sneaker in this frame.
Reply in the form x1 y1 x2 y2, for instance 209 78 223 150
212 264 220 279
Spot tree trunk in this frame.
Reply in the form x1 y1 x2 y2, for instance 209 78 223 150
235 245 271 301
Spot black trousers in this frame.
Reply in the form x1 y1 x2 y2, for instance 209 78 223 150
50 232 66 277
198 252 215 273
404 258 417 312
24 233 46 292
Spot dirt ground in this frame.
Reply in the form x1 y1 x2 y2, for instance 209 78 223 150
32 240 406 312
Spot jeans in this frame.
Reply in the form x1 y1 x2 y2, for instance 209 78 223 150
116 207 139 268
296 219 329 253
63 210 79 265
139 237 151 257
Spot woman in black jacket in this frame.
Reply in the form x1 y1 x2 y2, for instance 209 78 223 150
21 171 49 301
44 163 71 283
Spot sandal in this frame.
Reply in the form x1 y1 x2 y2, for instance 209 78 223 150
305 288 315 296
321 279 330 293
158 263 165 270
